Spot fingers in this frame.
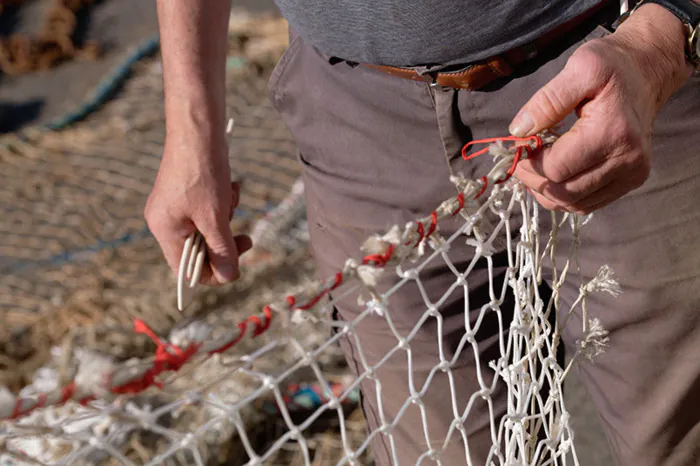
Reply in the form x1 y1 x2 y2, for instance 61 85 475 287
530 189 562 212
145 208 196 277
197 234 253 286
508 39 652 214
193 182 251 285
516 152 618 206
509 46 608 137
515 150 646 213
150 180 252 288
196 212 242 284
235 234 253 255
568 179 640 215
518 118 610 183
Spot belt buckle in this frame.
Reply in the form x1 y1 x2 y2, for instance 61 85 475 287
425 71 447 90
428 68 463 91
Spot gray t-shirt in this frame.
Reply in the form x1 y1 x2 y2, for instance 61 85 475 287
275 1 604 67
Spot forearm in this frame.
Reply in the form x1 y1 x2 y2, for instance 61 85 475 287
616 3 694 109
156 0 232 144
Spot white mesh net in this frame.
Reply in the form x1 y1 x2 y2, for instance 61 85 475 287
0 134 619 466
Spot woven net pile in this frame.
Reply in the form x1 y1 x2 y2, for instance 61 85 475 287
0 12 372 464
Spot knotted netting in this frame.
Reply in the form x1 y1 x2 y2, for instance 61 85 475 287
0 133 619 466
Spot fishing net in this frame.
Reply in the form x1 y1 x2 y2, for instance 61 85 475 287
0 125 619 464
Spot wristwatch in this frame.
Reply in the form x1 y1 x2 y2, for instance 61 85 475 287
623 0 700 67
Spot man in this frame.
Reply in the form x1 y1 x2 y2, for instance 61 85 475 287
145 0 700 464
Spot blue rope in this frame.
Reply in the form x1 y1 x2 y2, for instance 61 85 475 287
0 226 153 275
44 33 161 131
1 205 273 275
43 38 249 131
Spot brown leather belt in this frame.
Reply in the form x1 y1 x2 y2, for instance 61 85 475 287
363 3 609 91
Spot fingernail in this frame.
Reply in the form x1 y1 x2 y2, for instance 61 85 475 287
509 111 535 137
213 264 236 283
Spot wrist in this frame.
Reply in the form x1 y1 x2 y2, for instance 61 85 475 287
616 3 693 105
165 96 227 150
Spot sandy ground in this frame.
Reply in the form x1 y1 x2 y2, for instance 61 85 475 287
0 0 613 464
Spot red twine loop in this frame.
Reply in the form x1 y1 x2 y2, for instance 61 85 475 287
111 320 200 395
362 244 395 267
134 319 199 372
331 272 344 290
461 134 544 186
209 321 248 355
215 274 342 356
475 176 489 199
247 309 271 337
426 211 438 239
453 193 466 217
111 371 162 394
60 382 76 403
406 211 439 248
408 222 425 247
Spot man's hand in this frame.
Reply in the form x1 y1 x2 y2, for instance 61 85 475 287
509 4 694 214
147 0 252 285
145 134 252 285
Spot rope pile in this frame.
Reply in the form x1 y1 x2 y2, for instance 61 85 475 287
0 0 101 75
1 12 368 465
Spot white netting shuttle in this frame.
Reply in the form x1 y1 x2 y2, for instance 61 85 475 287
0 133 618 466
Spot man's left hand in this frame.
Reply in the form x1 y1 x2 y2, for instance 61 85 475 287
509 4 694 214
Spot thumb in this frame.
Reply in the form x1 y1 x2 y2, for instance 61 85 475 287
199 217 240 284
509 59 595 137
229 181 241 220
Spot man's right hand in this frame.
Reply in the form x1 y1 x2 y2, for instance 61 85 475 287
151 0 246 285
145 133 252 285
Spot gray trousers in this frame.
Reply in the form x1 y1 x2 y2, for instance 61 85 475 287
267 21 700 466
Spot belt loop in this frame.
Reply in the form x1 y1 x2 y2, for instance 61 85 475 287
328 56 360 68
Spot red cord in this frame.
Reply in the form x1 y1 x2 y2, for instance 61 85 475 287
495 147 523 185
452 193 465 217
462 135 543 161
426 211 438 239
115 320 200 395
60 382 76 403
331 272 344 290
249 306 273 336
461 134 544 190
362 244 395 267
209 321 247 355
475 177 489 199
10 399 21 420
409 222 425 247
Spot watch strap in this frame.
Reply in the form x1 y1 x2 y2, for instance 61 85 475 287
645 0 700 26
